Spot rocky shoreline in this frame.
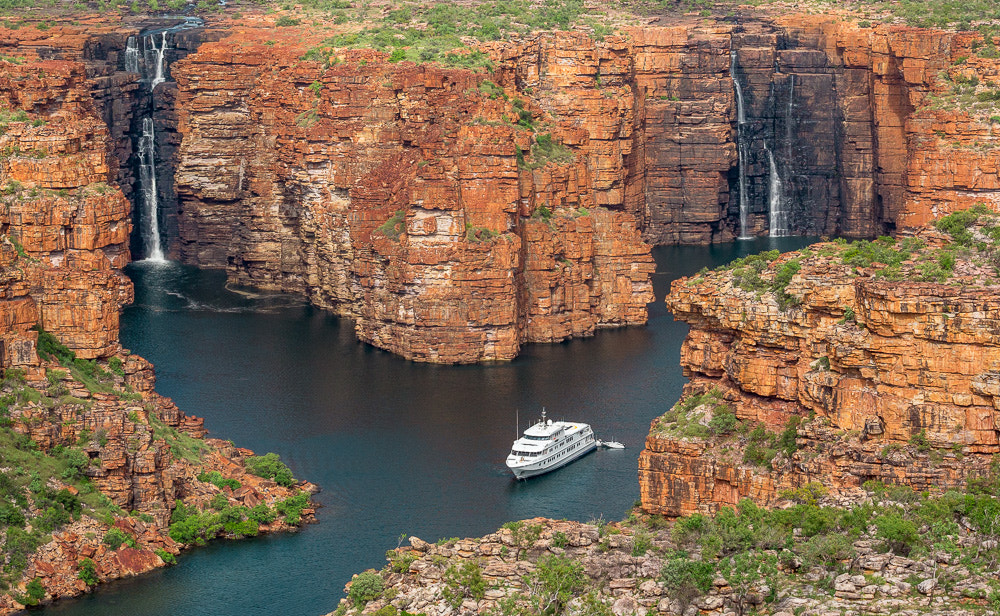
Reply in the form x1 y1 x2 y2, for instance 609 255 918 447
329 508 1000 616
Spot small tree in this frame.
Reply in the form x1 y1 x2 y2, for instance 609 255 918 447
718 551 778 616
19 578 45 607
524 555 587 615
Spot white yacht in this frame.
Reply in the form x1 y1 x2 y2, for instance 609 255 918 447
506 410 597 479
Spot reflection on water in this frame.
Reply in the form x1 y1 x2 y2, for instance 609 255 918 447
46 237 816 616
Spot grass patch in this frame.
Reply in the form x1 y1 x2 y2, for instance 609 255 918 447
148 412 209 463
524 133 575 169
376 210 405 240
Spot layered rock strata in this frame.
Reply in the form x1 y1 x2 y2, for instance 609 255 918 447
172 34 654 363
641 231 1000 517
170 16 1000 365
0 53 132 358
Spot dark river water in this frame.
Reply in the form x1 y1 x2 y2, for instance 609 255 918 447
45 237 813 616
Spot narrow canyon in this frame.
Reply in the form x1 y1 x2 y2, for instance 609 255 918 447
0 1 999 613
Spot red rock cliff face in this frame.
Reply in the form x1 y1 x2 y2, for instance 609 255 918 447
640 235 1000 517
0 52 133 360
772 16 1000 234
172 33 654 363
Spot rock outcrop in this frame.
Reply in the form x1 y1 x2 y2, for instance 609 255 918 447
641 226 1000 517
172 33 654 363
0 52 133 359
0 342 317 614
327 514 1000 616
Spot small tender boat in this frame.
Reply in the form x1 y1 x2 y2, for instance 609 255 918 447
599 440 625 449
506 410 597 479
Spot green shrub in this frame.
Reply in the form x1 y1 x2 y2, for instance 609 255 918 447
631 529 653 556
527 555 587 615
20 577 45 606
718 551 778 613
800 532 856 568
743 425 779 468
108 356 125 377
33 326 76 365
387 549 418 573
526 133 574 168
778 416 800 457
248 503 279 524
77 558 99 586
155 548 177 565
275 15 300 26
348 571 384 605
909 429 931 452
659 551 715 607
551 530 569 548
874 512 920 555
169 510 223 545
441 560 486 608
103 527 135 551
479 80 505 100
708 405 737 435
935 204 991 246
209 492 229 510
245 453 295 487
197 470 241 491
275 491 310 524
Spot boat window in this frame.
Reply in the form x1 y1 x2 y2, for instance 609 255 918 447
524 435 549 441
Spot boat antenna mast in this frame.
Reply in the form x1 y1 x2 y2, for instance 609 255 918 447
516 408 519 439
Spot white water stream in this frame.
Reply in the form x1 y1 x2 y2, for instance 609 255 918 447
730 48 751 240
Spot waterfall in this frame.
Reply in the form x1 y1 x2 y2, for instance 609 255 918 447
138 117 165 261
766 146 788 237
130 18 203 263
149 31 168 91
730 48 751 239
124 36 140 74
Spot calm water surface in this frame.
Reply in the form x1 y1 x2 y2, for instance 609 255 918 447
46 238 814 616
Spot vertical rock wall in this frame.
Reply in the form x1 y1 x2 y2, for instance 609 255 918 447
172 34 654 363
0 52 133 359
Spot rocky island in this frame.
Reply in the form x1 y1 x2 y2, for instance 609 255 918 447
0 0 999 613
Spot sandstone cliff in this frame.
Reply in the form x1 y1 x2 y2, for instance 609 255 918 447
172 33 654 363
0 50 133 360
641 213 1000 517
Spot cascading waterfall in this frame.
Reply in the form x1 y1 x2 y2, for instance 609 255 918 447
124 36 140 74
138 117 165 262
132 30 171 261
149 31 167 91
766 145 788 237
128 18 202 263
730 48 751 240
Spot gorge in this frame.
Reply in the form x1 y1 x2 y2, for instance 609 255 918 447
1 0 1000 614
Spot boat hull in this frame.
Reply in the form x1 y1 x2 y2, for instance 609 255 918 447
508 441 597 479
